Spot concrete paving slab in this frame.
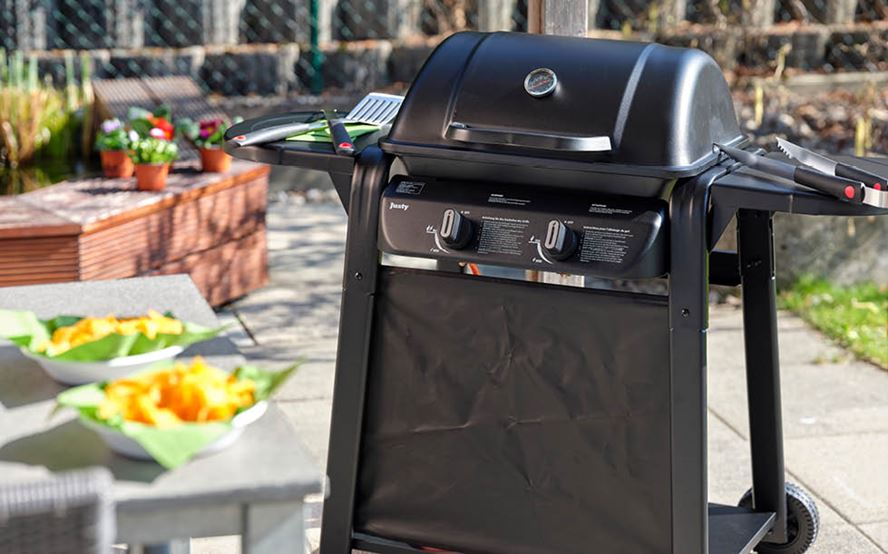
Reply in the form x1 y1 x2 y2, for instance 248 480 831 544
708 306 888 440
191 536 240 554
231 285 343 347
860 521 888 551
708 412 883 553
784 433 888 525
277 399 333 469
259 357 336 402
813 518 885 554
708 410 753 506
216 310 256 349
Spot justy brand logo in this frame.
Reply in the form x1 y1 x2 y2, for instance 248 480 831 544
389 202 409 211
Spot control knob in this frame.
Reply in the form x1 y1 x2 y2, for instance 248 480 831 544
543 220 577 261
439 208 473 249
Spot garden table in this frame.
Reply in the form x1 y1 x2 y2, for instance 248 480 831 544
0 275 322 553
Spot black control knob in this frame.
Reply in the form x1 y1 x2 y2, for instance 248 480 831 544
543 219 577 261
439 208 473 249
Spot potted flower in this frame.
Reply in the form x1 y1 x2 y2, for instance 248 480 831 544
129 130 178 192
182 118 237 173
129 105 176 141
95 119 136 178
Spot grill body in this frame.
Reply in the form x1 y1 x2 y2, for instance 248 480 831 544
223 30 888 554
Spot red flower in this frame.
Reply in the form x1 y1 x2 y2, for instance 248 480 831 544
148 116 175 140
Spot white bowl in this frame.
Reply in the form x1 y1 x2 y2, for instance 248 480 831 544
81 401 268 461
20 345 184 385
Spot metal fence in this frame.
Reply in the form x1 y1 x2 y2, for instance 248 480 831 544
0 1 885 96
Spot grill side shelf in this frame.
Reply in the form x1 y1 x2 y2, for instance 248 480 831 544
224 111 390 211
712 155 888 216
223 111 386 172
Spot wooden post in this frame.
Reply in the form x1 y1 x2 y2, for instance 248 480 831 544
526 0 588 288
658 0 687 31
824 0 858 23
528 0 587 37
477 0 515 32
742 0 776 27
587 0 600 32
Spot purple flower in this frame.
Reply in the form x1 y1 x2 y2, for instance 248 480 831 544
101 119 122 134
149 127 167 140
199 128 211 139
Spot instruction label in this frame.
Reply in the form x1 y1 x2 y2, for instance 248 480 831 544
588 203 632 215
478 216 529 256
580 225 633 264
396 181 425 195
488 193 531 207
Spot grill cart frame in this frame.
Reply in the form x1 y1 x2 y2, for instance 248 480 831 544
225 33 887 553
318 149 785 554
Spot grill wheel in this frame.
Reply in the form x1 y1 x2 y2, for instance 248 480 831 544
739 482 820 554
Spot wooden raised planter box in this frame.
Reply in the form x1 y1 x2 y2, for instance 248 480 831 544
0 160 270 307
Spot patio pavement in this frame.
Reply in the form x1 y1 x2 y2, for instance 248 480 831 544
201 197 888 554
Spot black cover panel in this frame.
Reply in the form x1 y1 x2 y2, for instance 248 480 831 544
355 268 672 554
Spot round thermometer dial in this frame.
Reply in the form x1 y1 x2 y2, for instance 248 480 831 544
524 68 558 98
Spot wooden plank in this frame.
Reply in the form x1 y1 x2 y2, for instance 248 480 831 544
0 161 268 306
14 161 268 236
150 229 268 307
0 198 82 239
92 78 155 122
0 275 79 286
77 178 267 275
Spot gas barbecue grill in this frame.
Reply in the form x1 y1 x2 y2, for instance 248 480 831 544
226 32 888 554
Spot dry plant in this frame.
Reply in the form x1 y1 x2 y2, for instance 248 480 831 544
0 49 87 169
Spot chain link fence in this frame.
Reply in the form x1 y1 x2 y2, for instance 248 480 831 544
0 1 885 96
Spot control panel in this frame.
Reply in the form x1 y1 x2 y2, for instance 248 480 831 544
379 176 668 279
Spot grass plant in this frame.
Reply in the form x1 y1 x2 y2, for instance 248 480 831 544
780 276 888 369
0 49 92 169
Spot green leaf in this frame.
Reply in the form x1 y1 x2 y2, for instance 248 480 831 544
119 419 232 469
233 361 301 401
56 382 107 408
0 309 222 361
55 362 299 469
0 309 51 350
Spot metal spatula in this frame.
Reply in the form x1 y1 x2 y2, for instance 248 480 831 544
229 92 403 147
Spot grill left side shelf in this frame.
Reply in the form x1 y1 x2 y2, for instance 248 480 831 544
0 160 269 306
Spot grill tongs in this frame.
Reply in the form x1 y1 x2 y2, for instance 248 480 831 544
716 144 888 209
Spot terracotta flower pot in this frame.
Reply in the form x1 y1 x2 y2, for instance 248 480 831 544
134 163 170 192
199 147 232 173
100 149 134 178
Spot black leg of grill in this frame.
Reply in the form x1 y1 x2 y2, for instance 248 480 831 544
668 172 717 553
320 147 391 554
737 209 788 544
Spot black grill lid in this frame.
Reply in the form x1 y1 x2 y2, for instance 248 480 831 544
382 32 743 177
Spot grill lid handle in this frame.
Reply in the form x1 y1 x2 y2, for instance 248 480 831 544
446 122 612 152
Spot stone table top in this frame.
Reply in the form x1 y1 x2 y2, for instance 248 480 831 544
0 275 322 542
0 160 269 238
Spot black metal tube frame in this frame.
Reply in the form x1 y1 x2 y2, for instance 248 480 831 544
319 153 784 554
737 209 788 543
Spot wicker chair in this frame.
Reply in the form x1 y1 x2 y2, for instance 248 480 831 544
0 467 115 554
